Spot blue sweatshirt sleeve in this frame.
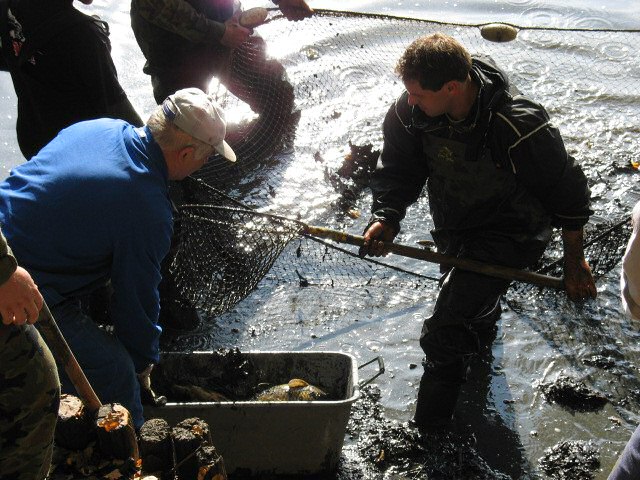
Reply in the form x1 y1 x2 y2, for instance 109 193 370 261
109 219 172 373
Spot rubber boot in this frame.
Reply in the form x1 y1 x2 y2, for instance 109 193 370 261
413 374 461 432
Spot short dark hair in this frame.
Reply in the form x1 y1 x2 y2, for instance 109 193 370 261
395 33 472 91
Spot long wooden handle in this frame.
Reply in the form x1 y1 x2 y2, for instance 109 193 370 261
37 302 102 412
304 225 565 290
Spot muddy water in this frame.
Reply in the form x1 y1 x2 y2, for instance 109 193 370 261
1 1 639 479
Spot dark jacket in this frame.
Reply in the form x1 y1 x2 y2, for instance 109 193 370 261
0 0 141 159
371 57 591 254
130 0 233 73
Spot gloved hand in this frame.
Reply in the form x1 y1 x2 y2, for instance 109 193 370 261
137 364 167 407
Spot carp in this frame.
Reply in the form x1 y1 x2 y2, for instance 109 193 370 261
254 378 327 401
239 7 269 28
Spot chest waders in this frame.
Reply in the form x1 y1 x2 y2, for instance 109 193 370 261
423 127 550 257
413 112 551 431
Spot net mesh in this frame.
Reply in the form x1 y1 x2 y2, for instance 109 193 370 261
165 11 638 324
172 186 438 317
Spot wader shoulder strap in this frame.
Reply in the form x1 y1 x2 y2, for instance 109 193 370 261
0 3 108 69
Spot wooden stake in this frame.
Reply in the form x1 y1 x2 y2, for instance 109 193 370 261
196 444 227 480
96 403 140 461
172 417 213 480
55 394 95 451
140 418 174 476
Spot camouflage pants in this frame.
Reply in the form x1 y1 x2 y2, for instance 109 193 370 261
0 324 60 480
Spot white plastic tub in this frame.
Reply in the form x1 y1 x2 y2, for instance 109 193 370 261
145 350 359 476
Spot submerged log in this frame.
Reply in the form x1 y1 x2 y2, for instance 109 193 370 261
140 418 174 476
172 417 214 480
55 394 95 451
96 403 140 461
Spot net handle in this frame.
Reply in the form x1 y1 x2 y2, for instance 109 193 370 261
304 225 565 290
178 205 564 289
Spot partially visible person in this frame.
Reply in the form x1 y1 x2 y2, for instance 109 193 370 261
0 227 60 480
130 0 312 330
0 0 143 160
359 33 595 432
130 0 312 109
621 201 640 320
608 201 640 480
0 88 236 429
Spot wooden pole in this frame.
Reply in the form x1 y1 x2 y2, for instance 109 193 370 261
36 302 102 412
37 301 140 461
303 225 565 290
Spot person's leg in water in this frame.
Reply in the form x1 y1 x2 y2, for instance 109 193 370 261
415 269 508 432
414 232 549 432
152 36 298 155
150 63 214 106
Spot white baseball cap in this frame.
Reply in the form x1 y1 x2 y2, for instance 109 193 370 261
162 88 236 163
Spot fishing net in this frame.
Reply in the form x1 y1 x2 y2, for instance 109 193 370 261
170 179 630 318
164 10 639 324
198 10 640 200
171 184 437 317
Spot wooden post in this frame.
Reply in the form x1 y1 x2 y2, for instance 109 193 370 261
196 444 227 480
96 403 140 461
55 394 95 451
139 418 174 477
172 417 215 480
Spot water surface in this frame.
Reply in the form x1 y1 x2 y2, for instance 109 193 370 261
1 1 639 479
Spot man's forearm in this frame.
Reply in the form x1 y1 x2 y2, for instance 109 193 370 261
561 228 586 263
136 0 225 43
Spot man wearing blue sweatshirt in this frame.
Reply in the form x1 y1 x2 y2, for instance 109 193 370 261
0 87 236 428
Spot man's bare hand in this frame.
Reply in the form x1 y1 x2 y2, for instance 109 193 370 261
359 221 397 257
277 0 314 21
0 267 44 325
221 19 251 49
563 257 597 302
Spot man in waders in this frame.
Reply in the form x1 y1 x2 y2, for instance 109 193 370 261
0 88 236 429
359 33 596 431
